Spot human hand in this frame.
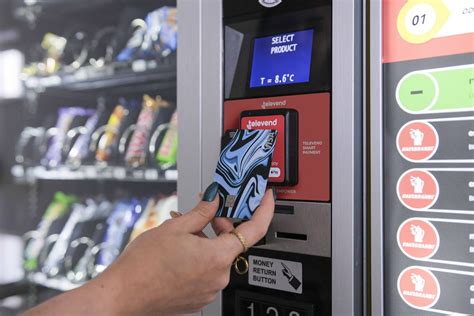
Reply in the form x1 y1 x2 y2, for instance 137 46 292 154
95 182 275 315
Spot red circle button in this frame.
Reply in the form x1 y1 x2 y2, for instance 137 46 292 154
397 121 439 162
397 169 439 210
398 267 440 309
397 218 439 259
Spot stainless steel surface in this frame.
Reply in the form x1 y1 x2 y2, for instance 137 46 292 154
201 0 224 191
332 0 364 315
362 0 369 314
178 0 223 315
259 201 331 257
370 0 384 315
201 1 224 315
177 0 203 212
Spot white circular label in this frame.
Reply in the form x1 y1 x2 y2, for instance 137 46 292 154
404 3 437 36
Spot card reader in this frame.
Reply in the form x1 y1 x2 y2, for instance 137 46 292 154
241 109 298 186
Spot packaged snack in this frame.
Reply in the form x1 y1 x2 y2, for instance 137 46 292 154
67 108 100 166
23 192 77 271
156 110 178 168
96 104 128 162
125 95 169 168
45 107 94 168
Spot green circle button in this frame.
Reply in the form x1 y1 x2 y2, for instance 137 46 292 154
397 73 437 113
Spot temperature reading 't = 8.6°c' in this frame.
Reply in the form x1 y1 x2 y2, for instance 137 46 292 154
260 74 296 86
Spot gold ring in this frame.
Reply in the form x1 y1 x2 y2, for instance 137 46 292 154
230 229 249 253
233 256 249 275
169 211 183 218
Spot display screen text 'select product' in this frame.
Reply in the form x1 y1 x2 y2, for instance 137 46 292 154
250 29 314 88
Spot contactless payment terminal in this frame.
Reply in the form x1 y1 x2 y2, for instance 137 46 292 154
241 109 298 186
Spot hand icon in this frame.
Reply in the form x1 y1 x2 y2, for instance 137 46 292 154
409 129 425 146
410 176 425 194
281 262 302 290
410 224 425 243
411 273 425 292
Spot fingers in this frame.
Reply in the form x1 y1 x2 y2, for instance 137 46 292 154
170 210 208 238
211 217 234 236
174 196 220 234
215 189 275 258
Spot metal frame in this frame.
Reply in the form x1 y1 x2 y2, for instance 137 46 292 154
178 0 224 315
177 0 203 212
370 0 384 315
332 0 364 315
201 1 224 315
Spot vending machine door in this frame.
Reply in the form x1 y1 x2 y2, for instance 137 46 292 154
179 0 365 315
371 1 474 315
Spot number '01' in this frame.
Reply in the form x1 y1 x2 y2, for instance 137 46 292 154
412 14 426 26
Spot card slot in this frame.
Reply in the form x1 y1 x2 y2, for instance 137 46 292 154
275 231 307 241
274 204 294 215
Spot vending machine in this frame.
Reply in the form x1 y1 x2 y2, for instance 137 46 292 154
371 0 474 315
178 0 364 315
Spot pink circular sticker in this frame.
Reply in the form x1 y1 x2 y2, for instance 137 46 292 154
397 218 439 259
397 121 439 162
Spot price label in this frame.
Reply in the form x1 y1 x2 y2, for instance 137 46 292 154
132 60 147 73
165 169 178 180
74 69 88 81
84 166 97 179
132 170 145 179
145 169 159 180
113 167 126 179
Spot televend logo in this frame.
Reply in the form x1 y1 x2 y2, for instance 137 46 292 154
247 119 278 129
246 119 278 130
259 0 282 8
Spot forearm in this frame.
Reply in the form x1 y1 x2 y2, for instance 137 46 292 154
22 274 121 316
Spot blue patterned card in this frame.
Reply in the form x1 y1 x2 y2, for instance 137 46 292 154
214 129 277 219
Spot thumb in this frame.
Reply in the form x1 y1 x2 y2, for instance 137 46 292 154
177 182 220 233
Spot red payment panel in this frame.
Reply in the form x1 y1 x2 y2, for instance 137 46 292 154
224 93 330 202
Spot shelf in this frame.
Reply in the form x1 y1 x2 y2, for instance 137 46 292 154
30 272 80 292
11 165 178 184
23 57 176 94
13 0 177 22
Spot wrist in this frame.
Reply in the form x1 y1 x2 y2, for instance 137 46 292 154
83 268 127 316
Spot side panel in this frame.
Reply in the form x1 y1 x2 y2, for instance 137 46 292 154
177 0 203 212
373 0 474 315
370 0 384 315
178 0 224 315
201 1 224 315
332 0 364 315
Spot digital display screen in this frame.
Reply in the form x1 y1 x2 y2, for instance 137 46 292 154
250 29 314 88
